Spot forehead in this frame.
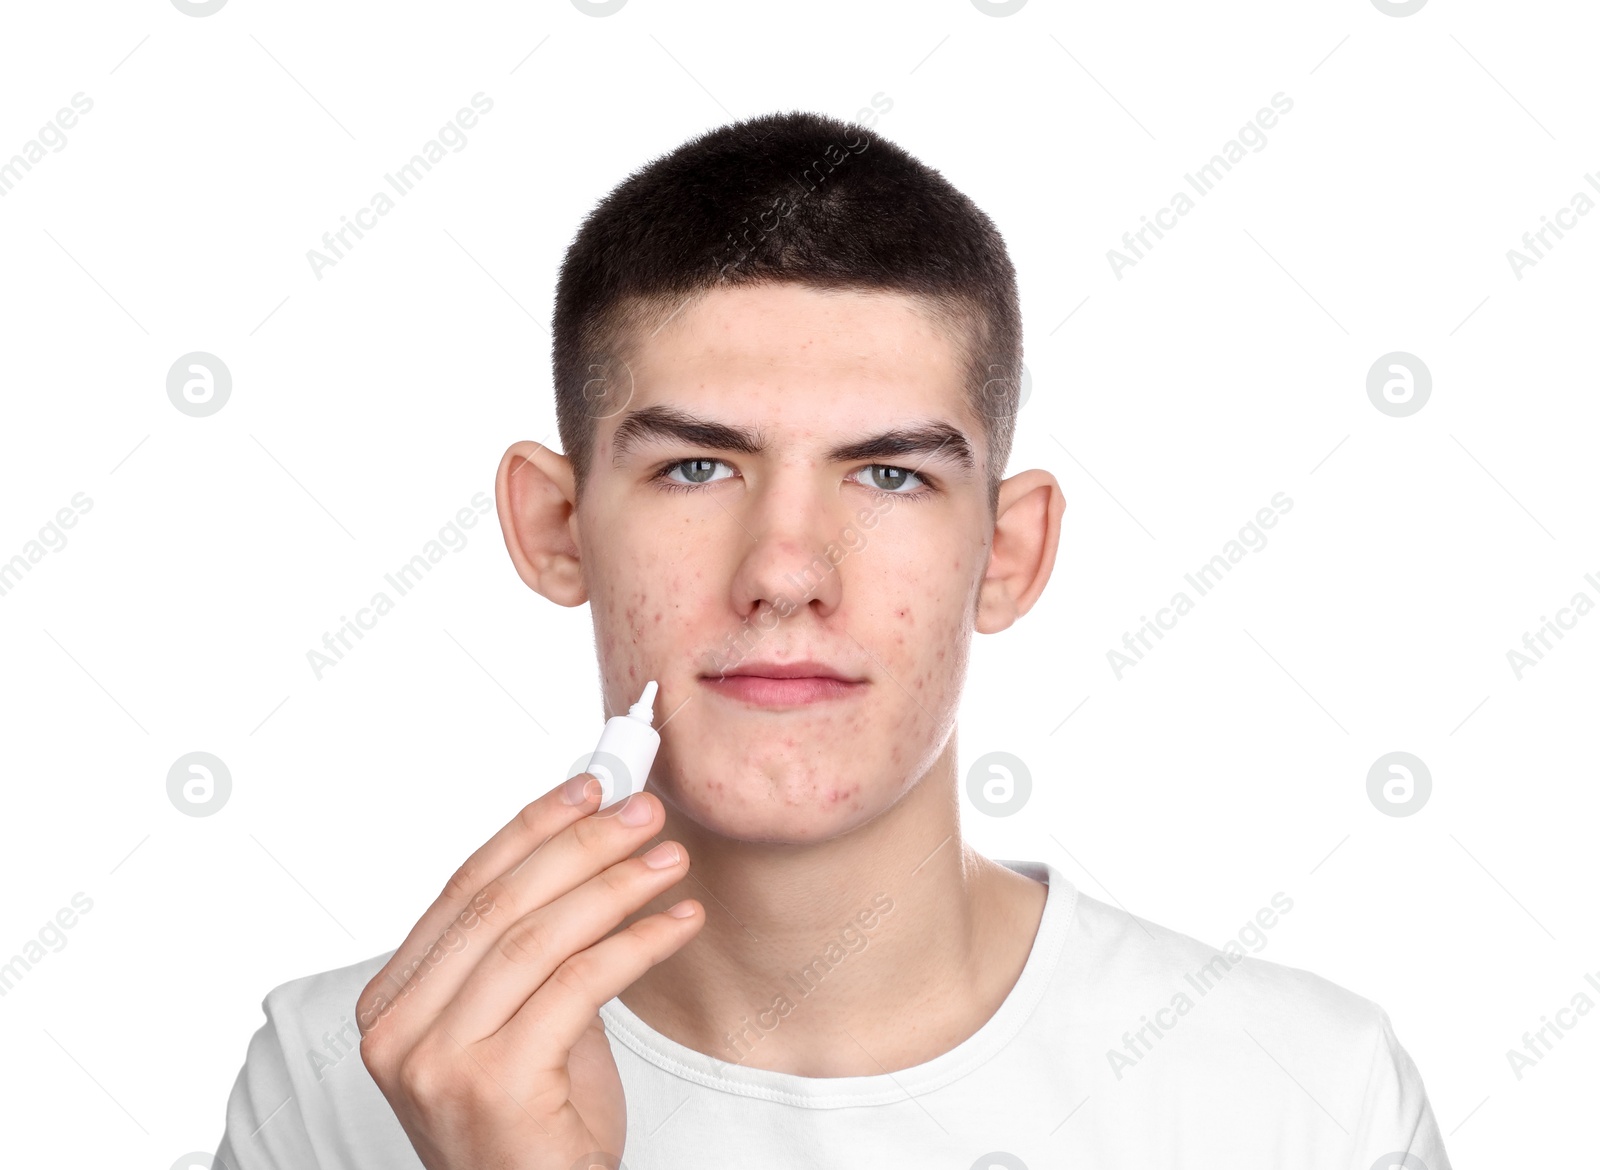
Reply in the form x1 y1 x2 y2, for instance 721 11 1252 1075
622 284 972 420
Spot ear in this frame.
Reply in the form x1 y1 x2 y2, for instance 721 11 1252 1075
495 440 587 607
975 468 1065 634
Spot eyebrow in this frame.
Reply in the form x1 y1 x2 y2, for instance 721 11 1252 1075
608 404 976 473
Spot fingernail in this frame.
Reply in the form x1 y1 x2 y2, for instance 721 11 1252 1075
619 794 653 826
642 841 680 869
563 775 600 806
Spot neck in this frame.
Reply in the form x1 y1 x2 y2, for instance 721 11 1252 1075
614 744 1047 1077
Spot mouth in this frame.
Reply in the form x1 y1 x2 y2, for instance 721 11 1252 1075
699 660 868 708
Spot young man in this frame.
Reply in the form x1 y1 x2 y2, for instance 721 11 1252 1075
215 112 1453 1169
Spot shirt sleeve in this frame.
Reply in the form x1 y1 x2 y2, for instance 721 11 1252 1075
1345 1007 1453 1170
213 995 323 1170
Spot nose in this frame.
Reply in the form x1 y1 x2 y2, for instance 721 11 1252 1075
725 468 847 621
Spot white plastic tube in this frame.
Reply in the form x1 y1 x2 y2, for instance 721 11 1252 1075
587 680 660 811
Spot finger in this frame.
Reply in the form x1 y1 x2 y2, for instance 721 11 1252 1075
363 790 667 1048
435 835 692 1042
484 899 703 1078
356 772 602 1040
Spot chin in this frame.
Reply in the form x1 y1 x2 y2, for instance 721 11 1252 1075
661 763 874 840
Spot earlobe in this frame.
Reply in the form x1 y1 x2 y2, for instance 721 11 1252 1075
494 440 588 607
975 468 1066 635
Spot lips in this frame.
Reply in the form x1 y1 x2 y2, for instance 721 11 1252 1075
711 660 861 681
699 660 867 707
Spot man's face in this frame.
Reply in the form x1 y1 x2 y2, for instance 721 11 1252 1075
576 283 993 844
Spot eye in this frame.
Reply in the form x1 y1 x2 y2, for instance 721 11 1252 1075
850 464 931 497
651 458 737 492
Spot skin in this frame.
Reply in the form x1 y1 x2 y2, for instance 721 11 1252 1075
496 282 1065 1077
354 282 1066 1170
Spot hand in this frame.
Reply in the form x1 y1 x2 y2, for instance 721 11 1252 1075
356 777 702 1169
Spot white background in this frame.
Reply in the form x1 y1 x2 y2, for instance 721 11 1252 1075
1 0 1595 1165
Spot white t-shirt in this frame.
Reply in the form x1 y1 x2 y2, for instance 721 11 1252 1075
214 859 1453 1170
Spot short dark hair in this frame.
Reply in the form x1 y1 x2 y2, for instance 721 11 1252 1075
551 109 1022 514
